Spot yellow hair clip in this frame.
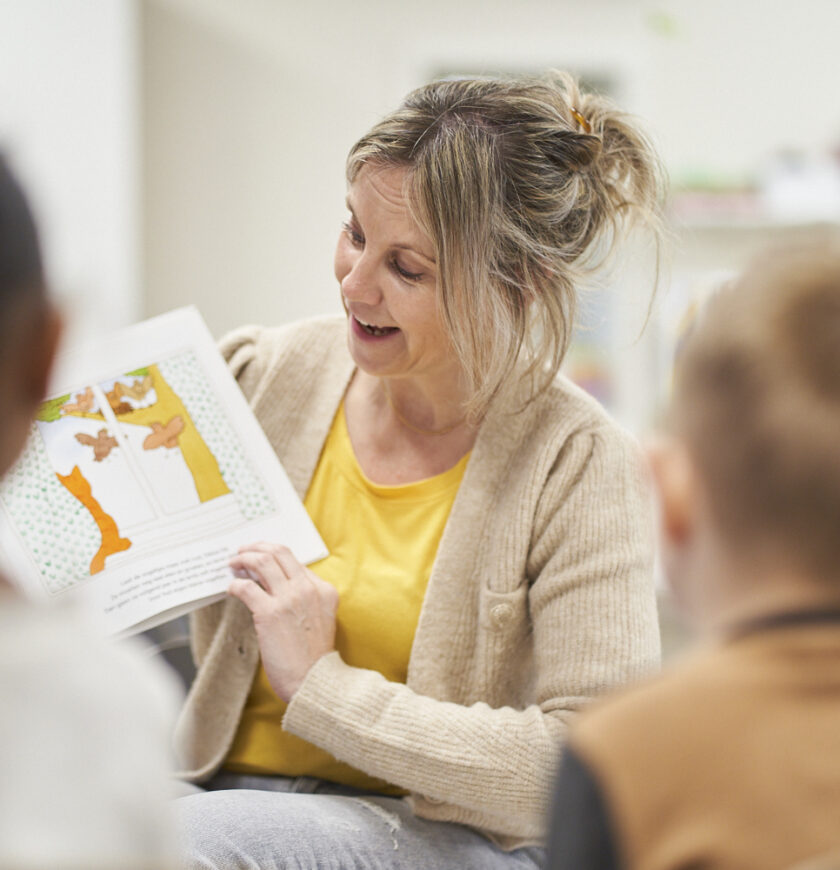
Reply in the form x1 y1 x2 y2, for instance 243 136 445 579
570 108 592 134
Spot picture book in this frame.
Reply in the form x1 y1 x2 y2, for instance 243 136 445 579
0 307 327 635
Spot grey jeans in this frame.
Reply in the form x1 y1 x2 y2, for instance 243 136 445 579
175 773 545 870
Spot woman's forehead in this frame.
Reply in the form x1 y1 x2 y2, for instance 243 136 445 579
348 164 410 210
347 165 435 261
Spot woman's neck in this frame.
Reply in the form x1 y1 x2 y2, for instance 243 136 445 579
344 370 478 484
382 380 470 437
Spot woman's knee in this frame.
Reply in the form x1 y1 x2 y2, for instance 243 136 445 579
175 789 375 870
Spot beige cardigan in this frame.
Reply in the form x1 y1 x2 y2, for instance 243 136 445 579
174 316 661 849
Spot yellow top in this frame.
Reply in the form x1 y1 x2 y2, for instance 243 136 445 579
224 402 470 793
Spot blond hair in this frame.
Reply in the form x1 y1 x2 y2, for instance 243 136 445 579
347 70 666 417
673 241 840 581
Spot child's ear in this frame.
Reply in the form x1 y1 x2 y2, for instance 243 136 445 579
0 299 62 476
645 434 699 547
20 301 62 410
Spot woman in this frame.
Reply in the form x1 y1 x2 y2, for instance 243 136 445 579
175 70 664 869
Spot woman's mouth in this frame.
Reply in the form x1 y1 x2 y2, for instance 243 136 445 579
352 315 399 338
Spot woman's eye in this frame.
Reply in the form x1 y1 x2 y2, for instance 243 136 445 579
342 221 364 247
393 259 422 282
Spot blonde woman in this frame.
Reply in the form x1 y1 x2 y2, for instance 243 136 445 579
175 71 665 869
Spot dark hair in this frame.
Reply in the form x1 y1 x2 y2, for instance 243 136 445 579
0 153 45 318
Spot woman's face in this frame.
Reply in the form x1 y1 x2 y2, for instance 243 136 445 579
335 165 458 384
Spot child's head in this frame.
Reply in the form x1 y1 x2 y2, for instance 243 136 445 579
652 241 840 625
0 154 61 477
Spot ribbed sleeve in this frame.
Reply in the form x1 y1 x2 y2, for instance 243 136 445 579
285 651 560 841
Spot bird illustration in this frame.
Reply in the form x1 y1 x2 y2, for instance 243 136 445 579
114 374 154 401
105 385 134 415
61 387 96 415
143 415 184 450
75 428 119 462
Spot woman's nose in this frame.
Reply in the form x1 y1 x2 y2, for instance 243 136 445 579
341 254 382 305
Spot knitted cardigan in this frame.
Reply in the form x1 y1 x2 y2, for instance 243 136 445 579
174 316 661 849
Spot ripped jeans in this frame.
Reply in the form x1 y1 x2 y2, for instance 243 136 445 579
175 773 545 870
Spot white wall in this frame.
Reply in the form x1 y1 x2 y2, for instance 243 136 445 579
141 0 649 336
0 0 140 347
142 0 840 345
639 0 840 180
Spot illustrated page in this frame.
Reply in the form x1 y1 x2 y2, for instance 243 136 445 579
0 308 326 635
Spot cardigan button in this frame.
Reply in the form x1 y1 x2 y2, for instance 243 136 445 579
490 602 514 628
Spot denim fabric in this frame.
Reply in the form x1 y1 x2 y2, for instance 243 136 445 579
176 773 544 869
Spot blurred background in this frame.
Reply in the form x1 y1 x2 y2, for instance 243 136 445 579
2 0 840 655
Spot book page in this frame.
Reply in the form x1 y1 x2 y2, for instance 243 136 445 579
0 307 327 635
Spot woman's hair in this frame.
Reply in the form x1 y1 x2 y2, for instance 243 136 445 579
347 70 666 416
672 241 840 582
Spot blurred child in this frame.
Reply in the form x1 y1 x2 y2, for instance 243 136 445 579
546 242 840 869
0 153 180 869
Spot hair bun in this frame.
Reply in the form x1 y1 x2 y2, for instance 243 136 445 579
548 129 602 172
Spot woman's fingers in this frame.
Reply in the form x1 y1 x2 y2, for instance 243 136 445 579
229 548 292 594
227 575 270 612
272 547 307 582
234 543 308 583
228 546 337 623
237 541 298 560
227 543 339 703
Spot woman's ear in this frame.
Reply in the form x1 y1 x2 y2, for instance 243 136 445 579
645 434 699 549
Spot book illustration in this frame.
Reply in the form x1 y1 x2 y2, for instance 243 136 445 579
144 416 184 449
2 350 274 595
101 361 231 509
56 466 132 573
155 351 275 522
0 307 327 637
113 374 153 402
60 386 96 415
75 429 119 461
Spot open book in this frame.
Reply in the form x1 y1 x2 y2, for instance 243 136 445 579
0 307 327 636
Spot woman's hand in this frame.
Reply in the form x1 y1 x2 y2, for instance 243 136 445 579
228 542 339 703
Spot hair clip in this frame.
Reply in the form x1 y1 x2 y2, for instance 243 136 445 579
570 108 592 134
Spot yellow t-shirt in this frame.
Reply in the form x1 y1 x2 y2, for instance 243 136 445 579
224 402 469 793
